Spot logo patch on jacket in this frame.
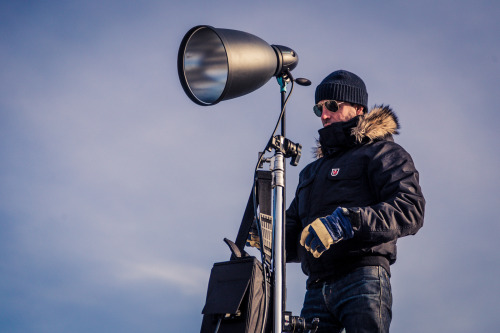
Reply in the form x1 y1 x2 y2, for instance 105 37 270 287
331 168 340 176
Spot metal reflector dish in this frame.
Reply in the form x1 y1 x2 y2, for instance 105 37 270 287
178 25 298 106
180 27 228 105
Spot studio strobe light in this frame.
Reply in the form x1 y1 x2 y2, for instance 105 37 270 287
178 26 317 333
178 25 299 105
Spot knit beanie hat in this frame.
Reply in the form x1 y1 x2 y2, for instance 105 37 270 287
315 70 368 112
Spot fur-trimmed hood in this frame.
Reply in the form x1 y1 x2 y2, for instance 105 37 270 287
315 105 400 158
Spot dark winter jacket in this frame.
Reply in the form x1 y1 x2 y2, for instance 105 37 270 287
285 106 425 287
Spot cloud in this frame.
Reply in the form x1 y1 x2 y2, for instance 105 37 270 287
116 260 208 294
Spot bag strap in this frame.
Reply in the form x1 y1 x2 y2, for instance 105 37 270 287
224 238 244 259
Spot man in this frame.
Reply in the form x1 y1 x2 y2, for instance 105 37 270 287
285 70 425 332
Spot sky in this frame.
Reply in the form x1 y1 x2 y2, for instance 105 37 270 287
1 0 499 332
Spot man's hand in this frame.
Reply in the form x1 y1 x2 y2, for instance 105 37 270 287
300 207 354 258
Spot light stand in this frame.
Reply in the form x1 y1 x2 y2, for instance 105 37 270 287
271 87 287 333
178 26 318 333
258 72 318 333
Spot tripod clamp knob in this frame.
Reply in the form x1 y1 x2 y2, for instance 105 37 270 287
266 135 302 166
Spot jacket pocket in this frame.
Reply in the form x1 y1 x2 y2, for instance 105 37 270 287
319 162 368 210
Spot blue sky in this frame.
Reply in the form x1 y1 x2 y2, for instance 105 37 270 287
1 1 499 332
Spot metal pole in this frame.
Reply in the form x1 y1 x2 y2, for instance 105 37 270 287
272 151 285 333
272 77 288 333
280 84 287 319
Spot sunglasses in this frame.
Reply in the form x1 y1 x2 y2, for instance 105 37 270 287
313 100 346 117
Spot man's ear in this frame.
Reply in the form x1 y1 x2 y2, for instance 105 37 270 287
356 106 364 115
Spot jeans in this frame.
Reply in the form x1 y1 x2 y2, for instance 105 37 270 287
301 266 392 333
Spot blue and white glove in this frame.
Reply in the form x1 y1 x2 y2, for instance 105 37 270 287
300 207 354 258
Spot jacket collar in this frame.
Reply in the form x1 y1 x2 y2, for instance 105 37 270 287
315 105 400 158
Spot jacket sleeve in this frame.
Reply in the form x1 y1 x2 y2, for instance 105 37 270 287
349 142 425 243
285 196 302 263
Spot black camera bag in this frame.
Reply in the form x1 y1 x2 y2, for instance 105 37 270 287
201 171 273 333
200 246 270 333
